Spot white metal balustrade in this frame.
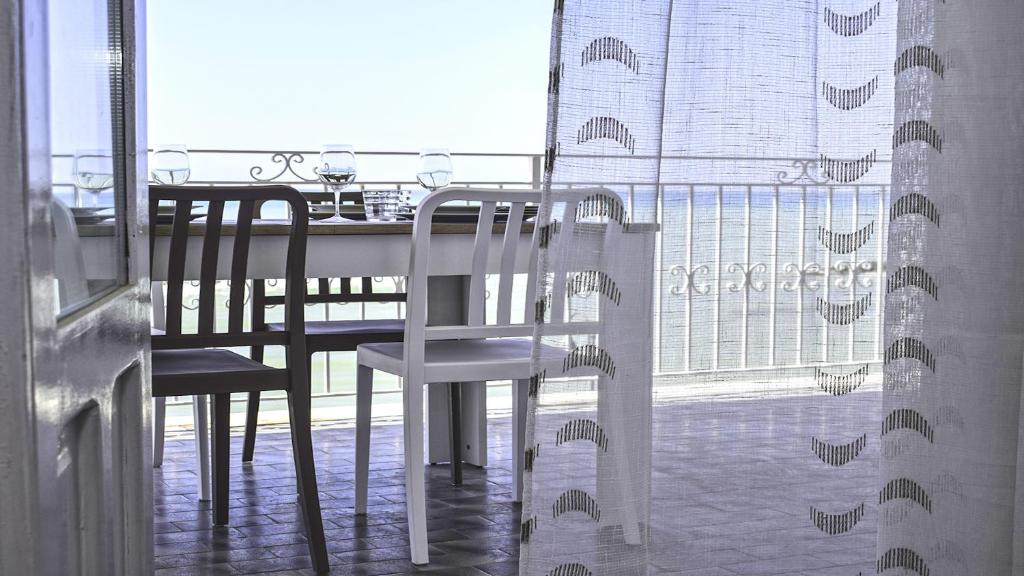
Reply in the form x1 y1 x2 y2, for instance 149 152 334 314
53 150 890 412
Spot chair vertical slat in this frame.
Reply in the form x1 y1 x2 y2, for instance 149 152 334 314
251 280 266 331
282 196 310 355
228 200 255 334
198 200 225 335
549 197 580 325
340 278 352 295
496 202 526 325
467 201 497 326
164 200 193 335
523 205 542 324
361 277 373 294
318 279 331 296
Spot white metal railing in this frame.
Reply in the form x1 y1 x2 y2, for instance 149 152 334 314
55 150 890 407
654 182 888 376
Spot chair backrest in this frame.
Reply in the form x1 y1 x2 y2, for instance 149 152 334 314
250 191 404 328
539 187 631 326
149 185 309 357
404 188 540 353
403 187 613 372
51 198 89 309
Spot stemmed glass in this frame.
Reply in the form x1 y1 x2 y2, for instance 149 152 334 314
73 149 114 207
151 144 191 185
317 144 357 221
416 148 453 192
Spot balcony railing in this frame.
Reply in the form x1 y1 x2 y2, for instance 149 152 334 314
55 150 890 416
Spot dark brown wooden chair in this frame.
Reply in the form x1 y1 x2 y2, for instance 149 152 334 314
149 185 329 574
240 192 407 463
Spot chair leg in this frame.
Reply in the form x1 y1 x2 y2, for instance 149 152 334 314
287 390 329 574
241 345 265 462
403 376 429 565
355 364 373 515
152 397 166 468
241 392 260 463
512 379 528 503
193 395 212 502
211 393 230 525
448 382 463 486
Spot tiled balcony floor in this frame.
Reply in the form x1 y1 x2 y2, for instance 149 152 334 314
645 390 881 576
154 414 522 576
154 390 881 575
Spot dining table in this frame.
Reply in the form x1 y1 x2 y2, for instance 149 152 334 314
77 211 657 537
79 217 540 467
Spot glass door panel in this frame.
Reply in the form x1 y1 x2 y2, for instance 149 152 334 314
49 0 128 316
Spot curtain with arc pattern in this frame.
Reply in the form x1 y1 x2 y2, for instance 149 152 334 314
522 1 1024 574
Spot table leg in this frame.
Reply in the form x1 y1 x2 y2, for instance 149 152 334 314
426 276 488 468
595 228 655 544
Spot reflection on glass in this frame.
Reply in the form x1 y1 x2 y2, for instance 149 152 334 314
416 148 453 191
74 150 114 206
49 0 124 315
151 144 191 185
317 144 357 221
50 199 90 311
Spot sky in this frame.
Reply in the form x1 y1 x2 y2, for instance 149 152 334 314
146 1 553 154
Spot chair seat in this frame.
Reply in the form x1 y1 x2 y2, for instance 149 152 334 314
152 348 287 397
267 319 405 352
358 338 539 382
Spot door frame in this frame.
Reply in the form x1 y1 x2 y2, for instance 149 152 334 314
0 0 152 573
0 0 41 570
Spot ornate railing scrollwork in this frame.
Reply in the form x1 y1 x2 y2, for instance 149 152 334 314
833 260 876 289
262 279 282 309
373 276 407 314
668 265 712 295
775 159 831 185
373 276 407 294
182 280 202 310
782 262 824 292
223 279 252 309
249 152 319 183
727 263 768 293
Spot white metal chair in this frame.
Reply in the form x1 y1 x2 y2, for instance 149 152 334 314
354 187 632 565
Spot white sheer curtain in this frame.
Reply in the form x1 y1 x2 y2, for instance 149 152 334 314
522 0 1024 574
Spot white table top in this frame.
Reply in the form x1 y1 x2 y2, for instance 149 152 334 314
81 219 537 280
79 219 652 281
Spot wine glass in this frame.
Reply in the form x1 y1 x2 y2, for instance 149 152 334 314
416 148 453 192
317 144 357 221
151 144 191 185
73 149 114 207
